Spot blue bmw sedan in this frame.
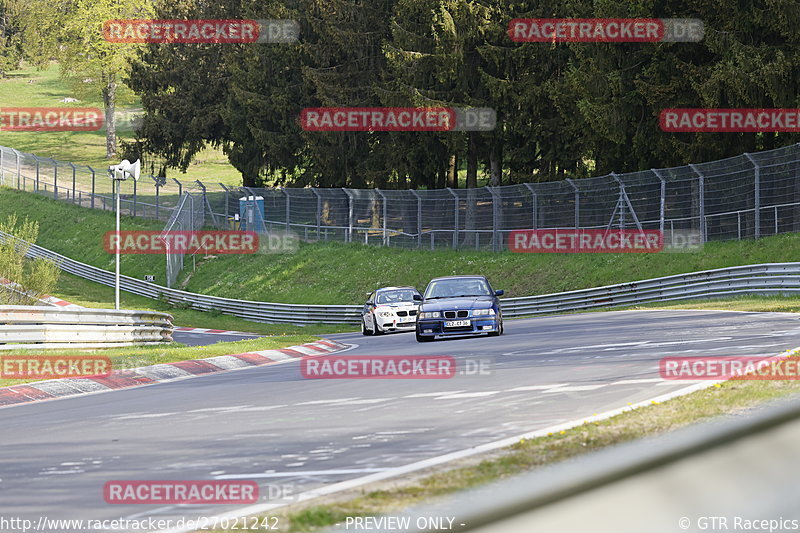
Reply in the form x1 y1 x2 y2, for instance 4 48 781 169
414 275 504 342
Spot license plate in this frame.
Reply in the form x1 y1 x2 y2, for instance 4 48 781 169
445 320 470 327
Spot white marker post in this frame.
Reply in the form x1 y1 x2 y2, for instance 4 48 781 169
108 159 140 310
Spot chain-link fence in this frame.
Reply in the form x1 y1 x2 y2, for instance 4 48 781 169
3 143 800 253
161 190 206 288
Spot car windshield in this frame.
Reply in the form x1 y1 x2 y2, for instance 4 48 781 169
424 279 492 299
376 289 418 304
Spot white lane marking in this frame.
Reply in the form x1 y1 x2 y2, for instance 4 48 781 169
295 398 361 405
213 468 389 479
112 412 180 420
507 384 568 391
404 391 466 398
341 398 393 405
544 385 608 393
159 381 717 533
610 378 665 385
187 405 253 413
435 391 501 399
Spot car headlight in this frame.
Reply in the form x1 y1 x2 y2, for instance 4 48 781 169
472 309 496 316
419 311 440 319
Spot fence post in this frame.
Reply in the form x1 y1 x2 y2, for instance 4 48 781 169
689 164 706 243
0 147 4 186
566 178 580 228
283 188 291 232
172 178 182 198
343 188 355 243
311 188 322 239
13 148 20 189
375 189 388 245
447 187 458 249
410 189 422 248
50 158 57 199
132 174 138 217
33 155 40 192
487 186 500 251
68 162 76 203
89 167 96 209
219 183 229 227
744 153 760 239
523 183 537 229
193 179 206 226
652 169 666 232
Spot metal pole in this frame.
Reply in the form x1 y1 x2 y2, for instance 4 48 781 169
523 183 537 229
744 153 760 239
447 187 458 249
51 158 57 199
115 176 121 310
13 148 20 189
343 188 354 243
220 183 229 227
0 147 4 186
69 162 76 203
90 167 95 209
566 178 580 228
487 186 500 251
34 156 39 192
284 188 291 232
689 164 706 243
312 188 322 239
132 175 137 217
376 189 387 246
652 169 666 232
172 178 182 197
410 189 422 248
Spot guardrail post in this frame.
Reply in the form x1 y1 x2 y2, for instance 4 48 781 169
375 188 388 246
410 189 422 248
343 188 354 243
689 164 706 242
523 183 537 229
487 186 500 251
652 169 666 232
744 153 761 239
447 187 458 249
566 178 580 228
49 158 58 199
311 188 322 239
89 167 96 209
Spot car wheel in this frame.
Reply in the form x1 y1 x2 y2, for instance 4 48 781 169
372 316 384 336
488 319 503 337
361 316 371 336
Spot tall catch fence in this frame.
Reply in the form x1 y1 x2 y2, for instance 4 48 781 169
2 143 800 254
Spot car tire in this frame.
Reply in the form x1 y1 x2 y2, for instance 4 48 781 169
361 316 371 336
488 318 503 337
372 316 384 336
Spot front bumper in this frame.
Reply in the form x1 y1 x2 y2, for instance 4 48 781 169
416 318 499 338
376 315 417 332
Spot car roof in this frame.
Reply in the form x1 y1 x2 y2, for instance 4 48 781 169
375 286 419 292
428 275 488 282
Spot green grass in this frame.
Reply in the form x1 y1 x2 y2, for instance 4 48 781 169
0 63 244 185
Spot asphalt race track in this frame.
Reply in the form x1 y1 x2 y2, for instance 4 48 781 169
3 310 800 531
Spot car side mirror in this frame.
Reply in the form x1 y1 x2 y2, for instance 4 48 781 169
413 294 422 301
495 289 504 296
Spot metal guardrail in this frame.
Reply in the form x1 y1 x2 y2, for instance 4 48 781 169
3 231 799 325
0 305 173 349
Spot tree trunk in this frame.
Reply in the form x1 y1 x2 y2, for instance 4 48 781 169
448 154 458 188
103 77 117 159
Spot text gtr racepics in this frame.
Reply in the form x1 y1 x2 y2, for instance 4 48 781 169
361 286 422 335
414 275 504 342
